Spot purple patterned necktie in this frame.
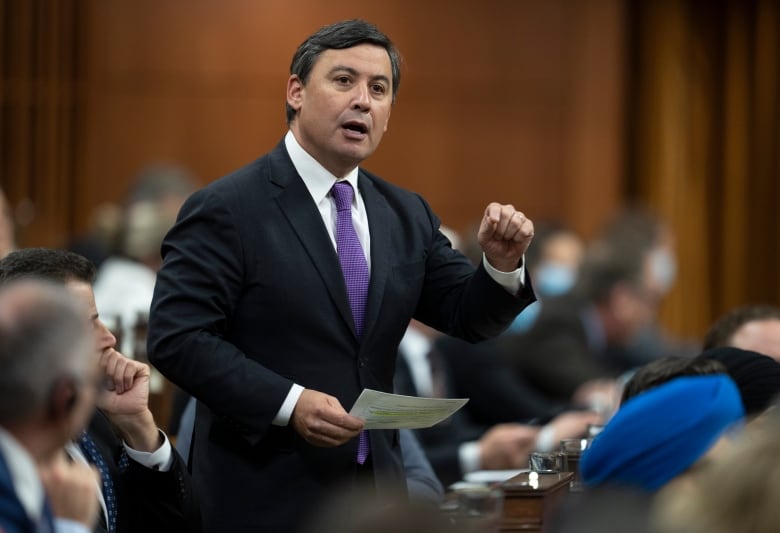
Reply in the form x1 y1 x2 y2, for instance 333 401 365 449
331 181 371 464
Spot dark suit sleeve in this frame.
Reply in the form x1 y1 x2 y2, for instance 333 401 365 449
122 451 201 532
88 412 201 533
147 186 293 440
410 197 536 342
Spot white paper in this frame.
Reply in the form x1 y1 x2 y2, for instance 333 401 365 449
463 469 529 484
349 388 468 429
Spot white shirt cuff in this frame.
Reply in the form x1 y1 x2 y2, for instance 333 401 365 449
55 518 92 533
458 441 482 475
534 424 557 452
483 254 526 294
123 430 174 471
272 383 305 426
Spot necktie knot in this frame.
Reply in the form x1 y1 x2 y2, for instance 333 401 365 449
332 181 354 213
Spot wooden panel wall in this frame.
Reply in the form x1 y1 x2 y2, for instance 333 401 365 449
73 0 624 242
0 0 82 246
627 0 780 338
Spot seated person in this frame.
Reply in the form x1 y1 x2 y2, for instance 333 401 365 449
619 355 727 405
580 374 744 491
703 304 780 363
0 280 100 532
654 406 780 533
0 248 200 532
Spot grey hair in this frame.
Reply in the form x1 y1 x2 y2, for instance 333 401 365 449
0 279 92 425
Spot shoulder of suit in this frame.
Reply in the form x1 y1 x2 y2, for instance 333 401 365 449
358 167 426 205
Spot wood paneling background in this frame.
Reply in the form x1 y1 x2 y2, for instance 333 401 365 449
75 0 625 240
626 0 780 338
6 0 778 341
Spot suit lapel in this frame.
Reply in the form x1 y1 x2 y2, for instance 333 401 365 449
359 174 392 345
269 147 356 337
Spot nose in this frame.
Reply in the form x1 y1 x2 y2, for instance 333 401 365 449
96 318 117 352
351 83 371 111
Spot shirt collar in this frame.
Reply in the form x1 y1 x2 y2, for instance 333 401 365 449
284 131 359 205
0 427 45 523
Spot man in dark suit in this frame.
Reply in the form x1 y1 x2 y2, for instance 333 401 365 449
147 19 535 533
0 248 199 533
0 279 100 532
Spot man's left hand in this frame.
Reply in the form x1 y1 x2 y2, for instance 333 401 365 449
477 202 534 272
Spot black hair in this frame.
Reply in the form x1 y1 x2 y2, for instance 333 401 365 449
0 248 96 285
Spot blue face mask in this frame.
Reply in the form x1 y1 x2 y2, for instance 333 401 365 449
535 262 576 297
650 248 677 294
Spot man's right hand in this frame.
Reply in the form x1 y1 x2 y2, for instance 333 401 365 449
290 389 364 447
478 423 540 470
39 451 100 528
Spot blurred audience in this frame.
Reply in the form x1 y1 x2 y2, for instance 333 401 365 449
68 203 123 270
619 355 727 405
599 207 697 366
0 248 200 533
506 220 585 334
653 408 780 533
496 206 701 413
93 164 196 356
396 320 601 487
497 235 654 408
703 304 780 363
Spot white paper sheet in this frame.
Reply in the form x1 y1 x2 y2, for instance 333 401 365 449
348 388 469 429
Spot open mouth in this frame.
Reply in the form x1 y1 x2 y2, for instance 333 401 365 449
343 122 368 135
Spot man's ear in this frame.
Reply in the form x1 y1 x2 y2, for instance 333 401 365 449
47 377 78 420
286 75 304 113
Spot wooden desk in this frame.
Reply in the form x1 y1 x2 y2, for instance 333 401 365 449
499 472 573 532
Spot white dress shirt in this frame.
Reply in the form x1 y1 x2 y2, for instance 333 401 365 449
273 131 525 426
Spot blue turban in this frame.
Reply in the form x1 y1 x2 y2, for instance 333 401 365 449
580 374 744 491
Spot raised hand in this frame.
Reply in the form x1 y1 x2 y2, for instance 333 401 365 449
477 202 534 273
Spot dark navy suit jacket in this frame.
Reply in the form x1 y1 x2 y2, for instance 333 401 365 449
0 447 53 533
148 140 535 532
